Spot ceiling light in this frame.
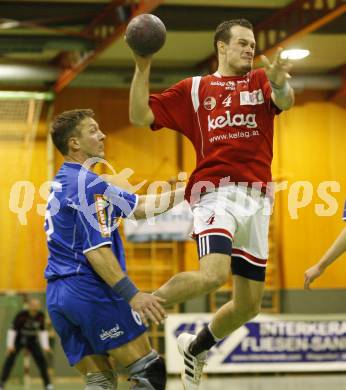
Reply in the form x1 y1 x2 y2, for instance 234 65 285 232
281 49 310 60
0 18 20 29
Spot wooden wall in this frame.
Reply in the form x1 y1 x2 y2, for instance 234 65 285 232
273 100 346 288
1 122 48 291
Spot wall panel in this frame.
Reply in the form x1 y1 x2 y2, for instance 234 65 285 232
277 101 346 289
1 139 47 291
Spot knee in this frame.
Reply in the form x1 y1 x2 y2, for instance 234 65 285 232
203 270 228 291
84 370 118 390
128 351 166 390
235 301 261 322
200 252 230 292
247 302 261 319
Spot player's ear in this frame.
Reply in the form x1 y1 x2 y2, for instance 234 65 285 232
217 41 226 56
68 136 80 152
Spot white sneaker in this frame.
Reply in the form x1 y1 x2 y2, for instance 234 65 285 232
177 332 207 390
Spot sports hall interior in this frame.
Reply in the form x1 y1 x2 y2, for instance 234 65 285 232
0 0 345 389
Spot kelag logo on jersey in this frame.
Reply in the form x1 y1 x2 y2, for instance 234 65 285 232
208 111 257 131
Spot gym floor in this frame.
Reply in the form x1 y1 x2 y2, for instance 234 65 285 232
5 375 346 389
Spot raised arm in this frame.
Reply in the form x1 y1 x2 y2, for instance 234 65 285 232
86 246 166 325
261 47 295 111
304 227 346 290
129 54 155 126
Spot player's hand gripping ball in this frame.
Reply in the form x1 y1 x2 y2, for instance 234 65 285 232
125 14 166 57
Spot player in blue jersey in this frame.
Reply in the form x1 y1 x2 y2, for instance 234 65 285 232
304 200 346 289
45 109 184 390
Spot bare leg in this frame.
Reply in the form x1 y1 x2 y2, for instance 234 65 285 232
107 332 151 367
75 355 113 375
154 253 231 307
187 274 265 358
75 355 117 389
210 274 265 338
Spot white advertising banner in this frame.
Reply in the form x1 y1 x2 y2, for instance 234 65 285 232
165 313 346 373
124 201 193 242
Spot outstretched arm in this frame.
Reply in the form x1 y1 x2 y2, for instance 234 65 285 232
134 187 185 219
129 54 155 126
261 47 295 111
304 227 346 290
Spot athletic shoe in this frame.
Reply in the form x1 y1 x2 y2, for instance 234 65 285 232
177 333 207 390
46 385 54 390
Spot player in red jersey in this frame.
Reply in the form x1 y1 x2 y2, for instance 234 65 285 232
128 19 294 389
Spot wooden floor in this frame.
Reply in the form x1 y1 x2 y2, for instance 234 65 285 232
5 374 346 389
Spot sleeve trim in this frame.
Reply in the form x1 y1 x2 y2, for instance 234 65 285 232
126 194 139 219
270 97 282 114
191 76 202 112
83 241 112 254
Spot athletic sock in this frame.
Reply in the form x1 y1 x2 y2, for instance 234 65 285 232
188 325 219 356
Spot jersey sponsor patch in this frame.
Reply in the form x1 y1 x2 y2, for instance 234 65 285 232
94 194 111 237
240 89 264 105
203 96 216 110
210 80 235 90
226 81 236 90
237 79 248 85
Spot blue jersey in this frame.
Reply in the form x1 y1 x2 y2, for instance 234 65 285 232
44 162 138 280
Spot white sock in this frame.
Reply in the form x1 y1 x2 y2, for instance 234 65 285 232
208 323 223 342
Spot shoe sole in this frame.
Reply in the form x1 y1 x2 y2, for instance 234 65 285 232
178 339 188 389
181 373 188 390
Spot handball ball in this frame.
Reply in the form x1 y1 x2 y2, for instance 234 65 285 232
125 14 166 56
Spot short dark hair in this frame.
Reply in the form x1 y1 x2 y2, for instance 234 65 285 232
214 19 253 55
51 109 94 155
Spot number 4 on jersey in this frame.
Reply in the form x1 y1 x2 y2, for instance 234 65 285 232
222 94 232 107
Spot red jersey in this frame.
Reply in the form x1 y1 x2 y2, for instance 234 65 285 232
149 69 280 202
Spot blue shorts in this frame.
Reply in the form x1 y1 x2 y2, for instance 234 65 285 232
46 275 147 366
